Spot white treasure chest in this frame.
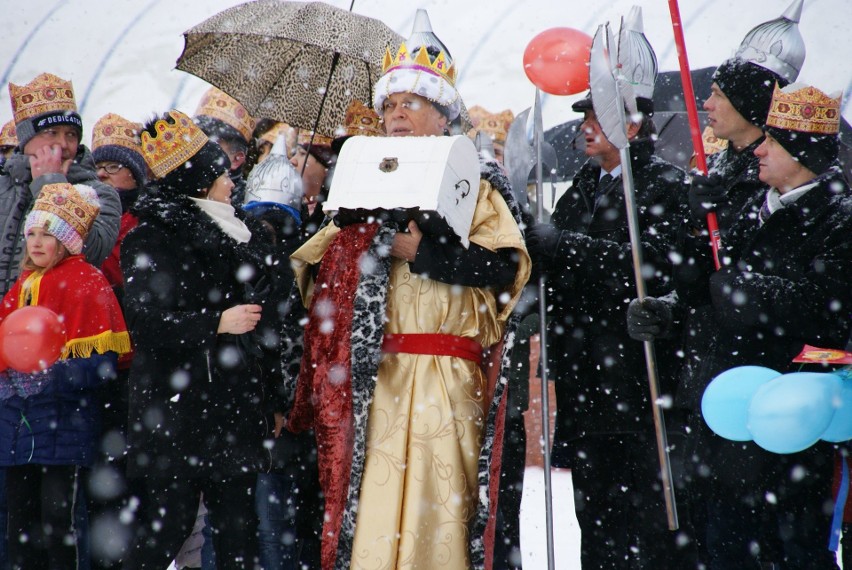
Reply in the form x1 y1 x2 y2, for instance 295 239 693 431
324 135 481 247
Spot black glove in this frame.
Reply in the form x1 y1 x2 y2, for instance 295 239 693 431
626 297 673 341
525 223 564 265
688 173 727 226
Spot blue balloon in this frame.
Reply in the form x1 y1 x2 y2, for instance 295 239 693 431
747 372 840 454
701 366 782 441
821 374 852 443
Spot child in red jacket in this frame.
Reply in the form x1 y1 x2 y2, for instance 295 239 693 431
0 182 129 569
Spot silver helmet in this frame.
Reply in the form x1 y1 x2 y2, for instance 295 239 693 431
618 6 658 111
735 0 805 83
406 9 454 65
244 134 303 215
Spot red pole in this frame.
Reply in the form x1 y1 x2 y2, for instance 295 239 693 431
668 0 722 270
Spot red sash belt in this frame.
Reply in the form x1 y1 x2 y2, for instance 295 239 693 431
381 333 483 364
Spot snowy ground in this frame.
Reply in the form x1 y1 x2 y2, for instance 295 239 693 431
521 467 582 569
166 467 582 570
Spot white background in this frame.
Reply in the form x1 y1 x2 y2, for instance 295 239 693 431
1 0 850 143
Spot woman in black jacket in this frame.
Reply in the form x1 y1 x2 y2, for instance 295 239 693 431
121 110 275 569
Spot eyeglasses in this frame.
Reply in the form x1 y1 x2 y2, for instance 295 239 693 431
96 163 125 174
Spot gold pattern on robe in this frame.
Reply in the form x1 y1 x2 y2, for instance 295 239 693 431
292 179 530 569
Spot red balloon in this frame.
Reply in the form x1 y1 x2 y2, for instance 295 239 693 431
0 306 66 373
523 27 593 96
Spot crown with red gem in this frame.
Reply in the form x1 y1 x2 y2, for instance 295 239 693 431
0 120 16 147
140 110 208 178
194 87 256 142
92 113 142 153
8 72 77 123
765 83 841 135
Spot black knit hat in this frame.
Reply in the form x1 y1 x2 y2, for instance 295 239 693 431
158 140 231 197
765 126 839 175
92 144 147 187
195 115 246 146
713 58 789 127
300 143 336 169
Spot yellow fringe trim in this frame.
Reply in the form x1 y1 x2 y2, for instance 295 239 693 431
18 272 44 308
61 330 132 359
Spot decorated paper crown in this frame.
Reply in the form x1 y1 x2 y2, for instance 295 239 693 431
765 83 841 135
381 42 457 88
373 9 462 121
0 120 16 148
735 0 805 83
194 87 256 142
8 73 77 123
701 125 728 155
467 106 513 144
25 182 100 255
260 122 297 149
140 110 209 179
335 99 383 139
297 130 334 148
92 113 142 152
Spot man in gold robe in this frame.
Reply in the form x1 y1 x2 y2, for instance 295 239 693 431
283 11 529 570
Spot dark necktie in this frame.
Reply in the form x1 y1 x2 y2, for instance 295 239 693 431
758 197 772 226
594 173 616 211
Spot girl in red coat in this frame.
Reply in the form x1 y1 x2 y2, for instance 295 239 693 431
0 182 130 569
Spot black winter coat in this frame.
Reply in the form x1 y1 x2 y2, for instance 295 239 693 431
121 191 275 480
675 169 852 409
541 139 688 458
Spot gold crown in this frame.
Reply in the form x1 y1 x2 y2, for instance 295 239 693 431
297 130 333 148
92 113 142 153
194 87 256 141
766 83 841 135
259 122 295 147
140 110 208 179
32 182 100 242
336 99 383 138
8 72 77 123
0 120 16 147
701 125 728 156
381 42 457 86
467 106 513 144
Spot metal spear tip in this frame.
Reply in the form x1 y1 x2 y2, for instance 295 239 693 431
271 134 287 158
407 8 453 62
624 5 644 33
781 0 804 23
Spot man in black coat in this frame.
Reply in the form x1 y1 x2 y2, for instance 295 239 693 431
525 87 692 567
629 83 851 569
625 9 815 564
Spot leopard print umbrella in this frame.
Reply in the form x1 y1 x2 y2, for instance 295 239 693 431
178 1 471 138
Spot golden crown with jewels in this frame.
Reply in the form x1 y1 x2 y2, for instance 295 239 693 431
335 99 383 139
92 113 142 153
8 72 77 123
765 83 841 135
381 42 457 87
194 87 256 141
140 110 209 178
0 120 16 147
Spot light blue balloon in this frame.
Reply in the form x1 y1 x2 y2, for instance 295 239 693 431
821 374 852 443
747 372 840 454
701 366 782 441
